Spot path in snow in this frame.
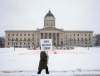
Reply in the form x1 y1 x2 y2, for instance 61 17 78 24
0 47 100 76
0 70 100 76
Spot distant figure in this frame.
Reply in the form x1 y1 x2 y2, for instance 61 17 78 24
37 51 49 74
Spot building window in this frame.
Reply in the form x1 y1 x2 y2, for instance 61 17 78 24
24 43 26 45
57 33 59 37
45 33 47 39
85 38 87 41
77 34 79 36
24 38 26 41
20 34 22 36
20 42 22 45
16 34 18 36
85 34 87 36
41 33 43 39
77 38 79 41
61 41 63 45
16 38 18 41
74 38 76 41
32 38 34 41
28 34 30 36
12 38 14 41
8 38 10 41
81 34 83 36
49 33 51 39
12 34 14 36
24 34 26 36
16 43 18 45
28 38 30 41
53 33 55 39
8 34 10 36
8 42 9 45
89 38 91 40
81 38 83 41
28 43 30 45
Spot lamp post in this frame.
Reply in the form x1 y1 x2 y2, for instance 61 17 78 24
14 41 15 51
12 39 15 51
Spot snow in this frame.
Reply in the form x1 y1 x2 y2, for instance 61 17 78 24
0 47 100 76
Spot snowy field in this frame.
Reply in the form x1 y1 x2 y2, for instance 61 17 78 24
0 47 100 76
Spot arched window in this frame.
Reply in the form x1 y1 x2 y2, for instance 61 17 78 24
24 34 26 36
16 38 18 41
24 38 26 41
16 34 18 36
28 34 30 36
77 34 79 36
20 34 22 36
28 38 30 41
12 38 14 41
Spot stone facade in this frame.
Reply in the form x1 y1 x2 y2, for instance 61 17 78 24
94 34 100 46
5 10 93 48
0 37 5 48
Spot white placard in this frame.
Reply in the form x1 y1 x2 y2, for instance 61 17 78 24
40 39 52 51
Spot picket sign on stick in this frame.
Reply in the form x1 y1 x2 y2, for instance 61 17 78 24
40 39 52 51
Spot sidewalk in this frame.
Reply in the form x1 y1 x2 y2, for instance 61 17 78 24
0 71 100 76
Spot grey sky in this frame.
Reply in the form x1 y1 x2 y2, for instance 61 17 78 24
0 0 100 36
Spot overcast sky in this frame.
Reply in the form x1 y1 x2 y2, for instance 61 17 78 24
0 0 100 36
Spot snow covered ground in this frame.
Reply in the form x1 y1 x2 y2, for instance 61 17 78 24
0 47 100 76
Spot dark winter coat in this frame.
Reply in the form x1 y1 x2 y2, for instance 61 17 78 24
38 51 48 69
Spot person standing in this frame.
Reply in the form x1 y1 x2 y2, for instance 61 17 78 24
37 51 49 74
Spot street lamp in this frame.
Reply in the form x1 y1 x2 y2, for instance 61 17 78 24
12 39 15 51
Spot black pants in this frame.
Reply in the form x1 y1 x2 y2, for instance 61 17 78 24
37 67 49 74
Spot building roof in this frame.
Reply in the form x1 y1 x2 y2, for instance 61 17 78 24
5 30 37 32
45 10 54 17
5 29 93 33
37 27 63 32
64 30 93 33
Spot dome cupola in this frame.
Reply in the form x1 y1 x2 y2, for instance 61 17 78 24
44 10 55 28
45 10 54 17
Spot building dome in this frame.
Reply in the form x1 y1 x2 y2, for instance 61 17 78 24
45 10 54 17
44 10 55 28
